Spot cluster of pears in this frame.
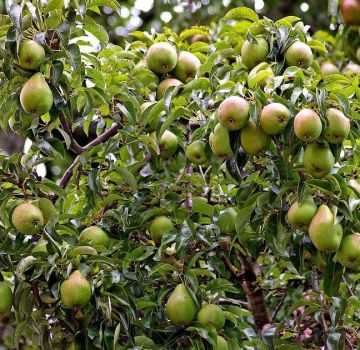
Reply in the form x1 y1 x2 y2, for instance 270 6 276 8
166 284 230 349
17 39 53 116
287 195 360 269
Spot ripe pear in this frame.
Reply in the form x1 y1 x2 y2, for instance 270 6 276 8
286 195 317 232
186 140 207 165
0 282 12 312
197 304 225 331
303 143 334 178
217 208 237 234
166 284 197 327
260 103 290 135
342 63 360 74
241 36 269 69
215 336 230 350
320 62 339 76
209 124 233 159
18 40 45 70
308 205 343 252
20 73 53 116
146 42 178 74
218 96 249 131
322 108 350 144
159 130 178 158
12 202 44 235
149 216 174 245
284 41 313 68
157 78 182 100
294 109 322 143
79 226 110 249
240 120 271 155
247 62 274 89
336 233 360 269
173 51 201 82
134 336 156 348
340 0 360 24
60 270 91 308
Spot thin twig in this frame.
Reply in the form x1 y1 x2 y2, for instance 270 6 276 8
343 276 355 297
185 128 193 210
218 297 248 307
222 255 242 277
270 292 286 322
58 113 83 155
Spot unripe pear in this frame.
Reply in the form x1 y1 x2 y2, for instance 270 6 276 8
217 208 237 234
320 62 339 76
340 0 360 25
146 42 178 74
173 51 201 82
247 62 274 89
79 226 110 249
303 143 334 178
157 78 182 100
186 140 207 165
60 270 91 308
336 233 360 269
197 304 225 331
215 336 230 350
159 130 178 158
166 284 197 326
240 120 271 155
308 205 343 252
322 108 350 144
218 96 249 131
241 37 269 69
12 202 44 235
20 73 53 116
260 103 290 135
149 216 174 245
209 124 233 159
286 195 317 232
294 109 322 143
18 40 45 70
0 282 12 312
284 41 313 68
342 63 360 74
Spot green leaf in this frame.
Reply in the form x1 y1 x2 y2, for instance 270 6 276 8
222 7 259 22
323 259 343 297
235 207 254 236
116 166 137 191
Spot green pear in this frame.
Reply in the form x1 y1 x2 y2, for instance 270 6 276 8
18 40 45 70
320 62 339 76
12 202 44 235
308 205 343 252
166 283 197 327
284 41 313 68
294 109 322 143
173 51 201 82
0 282 12 312
186 140 207 165
146 42 178 74
149 216 174 245
79 226 110 249
197 304 225 331
303 143 334 178
215 336 230 350
340 0 360 24
134 335 156 348
218 96 249 131
31 239 48 253
209 124 233 159
156 78 182 100
240 120 271 155
286 195 317 232
20 73 53 116
342 63 360 74
322 108 350 144
159 130 178 158
217 208 237 234
247 62 274 89
336 233 360 269
260 103 290 135
60 270 91 308
241 36 269 69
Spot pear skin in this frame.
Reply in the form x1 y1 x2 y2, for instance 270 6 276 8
240 120 271 155
149 216 174 245
18 40 45 70
247 62 274 89
285 41 313 68
320 62 339 76
79 226 110 249
166 284 197 326
218 96 249 131
159 130 178 158
215 336 230 350
20 73 53 116
217 208 237 234
260 103 290 135
323 108 350 144
60 270 91 308
336 233 360 269
294 109 322 143
173 51 201 82
303 143 334 178
156 78 182 100
12 202 44 235
241 37 269 69
209 123 233 159
0 282 12 312
286 195 317 232
185 140 207 165
146 42 178 74
197 304 225 330
308 205 343 252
